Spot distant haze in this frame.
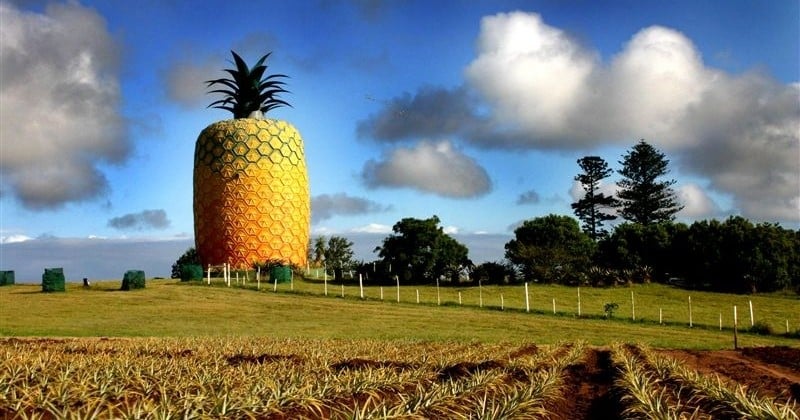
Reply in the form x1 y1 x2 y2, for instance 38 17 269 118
0 234 509 283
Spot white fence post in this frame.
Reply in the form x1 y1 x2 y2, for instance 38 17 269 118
524 282 530 313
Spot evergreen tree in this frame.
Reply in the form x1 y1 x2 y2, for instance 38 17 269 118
571 156 619 239
616 140 683 224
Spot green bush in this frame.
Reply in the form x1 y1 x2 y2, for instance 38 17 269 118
121 270 146 291
748 321 773 336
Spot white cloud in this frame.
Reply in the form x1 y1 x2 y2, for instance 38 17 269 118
0 234 33 244
351 223 392 234
361 140 491 198
0 2 129 209
466 11 596 142
676 183 722 219
442 225 459 235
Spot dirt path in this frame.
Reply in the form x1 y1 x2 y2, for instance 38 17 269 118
546 347 623 420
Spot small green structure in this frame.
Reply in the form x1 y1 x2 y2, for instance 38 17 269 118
0 271 14 286
121 270 146 290
180 264 203 282
270 265 292 283
42 268 66 292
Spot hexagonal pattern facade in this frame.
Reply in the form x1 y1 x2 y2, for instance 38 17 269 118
193 118 309 268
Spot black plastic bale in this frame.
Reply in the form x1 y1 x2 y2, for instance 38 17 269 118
0 271 14 286
42 268 66 292
121 270 146 290
180 264 203 282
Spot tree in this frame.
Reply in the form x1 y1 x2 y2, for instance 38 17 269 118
170 248 200 279
325 236 355 281
571 156 619 240
504 215 595 284
375 215 470 283
616 140 683 224
312 236 326 266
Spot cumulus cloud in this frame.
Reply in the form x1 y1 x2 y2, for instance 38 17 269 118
516 190 540 205
108 210 171 231
311 193 392 223
359 11 799 223
0 2 129 209
677 184 722 219
361 141 491 198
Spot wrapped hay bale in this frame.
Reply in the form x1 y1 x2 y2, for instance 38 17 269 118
270 265 292 284
0 271 14 286
42 268 66 292
121 270 146 290
180 264 203 282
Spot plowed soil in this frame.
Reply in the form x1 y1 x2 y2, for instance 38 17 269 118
658 346 800 404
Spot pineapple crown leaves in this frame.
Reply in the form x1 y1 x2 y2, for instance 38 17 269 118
206 50 291 118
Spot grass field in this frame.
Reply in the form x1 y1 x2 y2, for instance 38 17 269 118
1 277 797 349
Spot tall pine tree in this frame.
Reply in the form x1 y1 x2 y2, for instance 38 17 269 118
616 140 683 224
571 156 618 240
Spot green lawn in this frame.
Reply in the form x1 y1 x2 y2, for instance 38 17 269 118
0 278 797 349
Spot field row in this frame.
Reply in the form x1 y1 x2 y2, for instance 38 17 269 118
1 337 797 419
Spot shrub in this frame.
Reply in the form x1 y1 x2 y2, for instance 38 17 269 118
603 302 619 318
748 321 773 336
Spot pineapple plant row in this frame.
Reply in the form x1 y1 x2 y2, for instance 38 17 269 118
194 51 309 269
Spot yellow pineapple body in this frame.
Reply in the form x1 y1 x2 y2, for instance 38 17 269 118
193 118 309 268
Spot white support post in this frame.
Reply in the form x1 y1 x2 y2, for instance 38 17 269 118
380 286 383 301
577 287 581 316
341 283 344 298
359 274 364 299
659 308 663 325
236 272 239 285
459 291 462 306
479 279 483 308
256 266 260 283
552 298 556 314
416 289 419 304
324 276 328 296
500 294 504 311
207 264 211 285
396 275 400 303
273 275 277 292
719 313 723 331
749 300 754 327
525 283 530 313
631 291 635 321
436 278 440 306
688 296 693 327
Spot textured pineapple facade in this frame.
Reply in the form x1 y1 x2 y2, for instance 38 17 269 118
193 118 309 269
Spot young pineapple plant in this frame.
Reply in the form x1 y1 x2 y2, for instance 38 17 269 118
194 51 309 269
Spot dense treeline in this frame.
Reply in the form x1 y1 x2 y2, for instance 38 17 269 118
504 214 799 294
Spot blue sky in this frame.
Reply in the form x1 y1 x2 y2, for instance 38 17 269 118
1 0 798 280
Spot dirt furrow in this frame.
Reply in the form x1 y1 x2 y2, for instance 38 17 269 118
545 348 623 420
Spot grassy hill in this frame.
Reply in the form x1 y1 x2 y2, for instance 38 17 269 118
0 278 797 349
